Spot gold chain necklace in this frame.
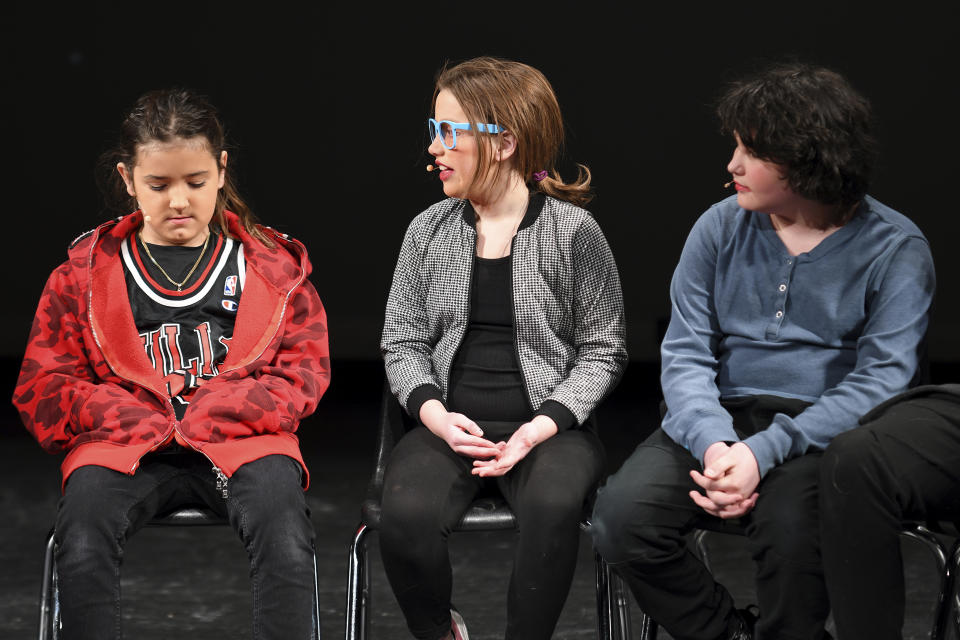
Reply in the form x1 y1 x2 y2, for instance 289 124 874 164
139 232 211 291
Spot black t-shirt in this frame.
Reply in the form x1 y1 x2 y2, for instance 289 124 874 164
121 232 244 419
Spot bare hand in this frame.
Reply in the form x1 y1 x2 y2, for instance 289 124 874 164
420 400 501 458
688 488 759 519
688 441 761 518
472 415 558 477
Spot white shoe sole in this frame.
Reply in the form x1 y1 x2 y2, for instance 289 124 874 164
450 609 469 640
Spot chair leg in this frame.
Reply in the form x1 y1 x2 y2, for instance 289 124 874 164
594 552 612 640
608 564 637 640
902 524 950 640
38 528 57 640
346 524 371 640
637 609 658 640
947 538 960 640
312 552 322 640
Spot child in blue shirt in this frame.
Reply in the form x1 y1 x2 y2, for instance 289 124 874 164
591 63 935 640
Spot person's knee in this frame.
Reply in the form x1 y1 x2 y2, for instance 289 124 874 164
749 499 820 565
820 427 883 499
231 457 313 552
591 477 676 566
57 468 128 566
379 479 446 552
518 485 585 530
55 514 120 572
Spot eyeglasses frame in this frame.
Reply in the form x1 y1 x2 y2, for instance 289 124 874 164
428 118 504 150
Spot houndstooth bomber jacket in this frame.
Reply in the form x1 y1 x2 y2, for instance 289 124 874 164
381 192 627 429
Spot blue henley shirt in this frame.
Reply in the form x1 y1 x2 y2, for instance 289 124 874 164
660 195 935 477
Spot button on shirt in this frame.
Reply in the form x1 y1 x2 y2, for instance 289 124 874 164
660 195 935 476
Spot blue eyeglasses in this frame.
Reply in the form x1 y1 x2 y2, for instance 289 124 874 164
428 118 504 150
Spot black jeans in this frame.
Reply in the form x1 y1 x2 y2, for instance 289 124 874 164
378 425 605 640
55 450 317 640
820 393 960 640
592 396 828 640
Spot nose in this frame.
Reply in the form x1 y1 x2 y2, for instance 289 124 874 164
427 131 444 157
168 183 189 211
726 145 744 177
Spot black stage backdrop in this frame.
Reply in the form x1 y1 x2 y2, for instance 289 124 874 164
3 2 957 368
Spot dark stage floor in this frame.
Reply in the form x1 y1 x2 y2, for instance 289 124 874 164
0 361 952 639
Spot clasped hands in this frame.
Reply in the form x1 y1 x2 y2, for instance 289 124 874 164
420 400 557 477
689 441 760 519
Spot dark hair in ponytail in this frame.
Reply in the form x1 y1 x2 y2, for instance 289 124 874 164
97 88 271 245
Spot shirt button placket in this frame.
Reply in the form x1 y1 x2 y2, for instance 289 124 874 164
770 258 795 334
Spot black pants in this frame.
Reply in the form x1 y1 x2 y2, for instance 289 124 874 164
55 451 317 640
592 396 828 640
820 393 960 639
378 425 605 640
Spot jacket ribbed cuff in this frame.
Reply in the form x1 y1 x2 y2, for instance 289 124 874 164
534 399 577 431
406 384 445 424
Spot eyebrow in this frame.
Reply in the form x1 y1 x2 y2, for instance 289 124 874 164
143 170 211 180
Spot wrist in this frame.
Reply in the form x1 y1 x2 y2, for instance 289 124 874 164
703 441 730 465
526 415 558 441
419 400 448 434
730 441 759 472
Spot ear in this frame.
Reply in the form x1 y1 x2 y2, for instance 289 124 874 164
496 131 517 163
116 162 136 197
218 150 228 189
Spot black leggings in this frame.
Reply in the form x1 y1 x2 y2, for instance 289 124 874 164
378 425 605 640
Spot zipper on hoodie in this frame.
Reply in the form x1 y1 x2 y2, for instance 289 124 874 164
212 466 230 498
84 224 183 475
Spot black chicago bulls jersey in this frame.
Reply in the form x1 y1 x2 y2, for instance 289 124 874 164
122 232 244 419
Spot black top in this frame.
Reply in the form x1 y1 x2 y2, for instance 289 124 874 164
447 255 530 437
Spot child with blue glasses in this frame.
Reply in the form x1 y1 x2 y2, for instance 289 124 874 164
380 56 627 640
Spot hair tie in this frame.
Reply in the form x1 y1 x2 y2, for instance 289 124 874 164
533 170 548 182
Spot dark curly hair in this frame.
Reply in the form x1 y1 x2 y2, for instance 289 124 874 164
717 63 877 219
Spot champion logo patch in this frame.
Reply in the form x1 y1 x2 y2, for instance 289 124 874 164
224 275 237 296
221 299 238 312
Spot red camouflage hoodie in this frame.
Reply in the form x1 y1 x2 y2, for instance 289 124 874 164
13 210 330 491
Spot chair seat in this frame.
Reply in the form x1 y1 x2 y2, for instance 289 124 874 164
360 496 518 532
148 506 225 526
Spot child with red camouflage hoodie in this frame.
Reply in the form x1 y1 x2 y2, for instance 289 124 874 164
13 88 330 640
